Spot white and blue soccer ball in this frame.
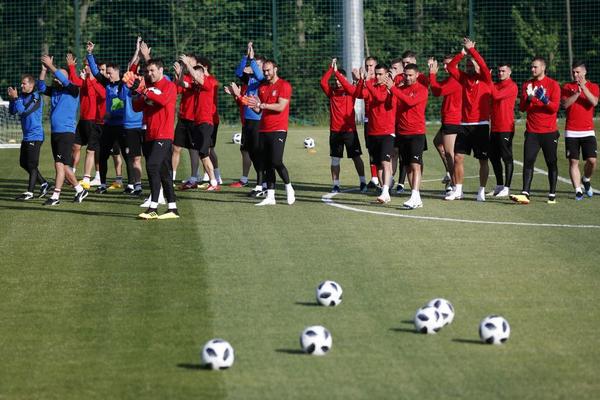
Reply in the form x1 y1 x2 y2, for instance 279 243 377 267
479 315 511 345
300 325 332 356
303 137 315 149
201 339 235 370
426 298 455 326
232 132 242 145
414 306 443 334
316 280 343 307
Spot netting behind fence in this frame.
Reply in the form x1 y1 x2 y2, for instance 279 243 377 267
1 0 598 143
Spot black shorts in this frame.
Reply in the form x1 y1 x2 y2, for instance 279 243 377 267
51 133 75 165
211 123 219 148
367 135 395 165
102 125 122 156
75 120 102 152
20 140 43 170
396 135 426 166
442 124 462 135
455 124 490 159
173 118 195 148
191 123 213 158
330 131 362 158
565 136 597 160
120 128 143 158
490 132 514 160
241 119 260 153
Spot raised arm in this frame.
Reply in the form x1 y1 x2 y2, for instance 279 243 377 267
86 41 110 86
320 65 334 97
447 50 466 86
128 36 142 70
464 38 492 83
179 55 205 86
66 53 84 86
139 41 151 63
390 84 427 106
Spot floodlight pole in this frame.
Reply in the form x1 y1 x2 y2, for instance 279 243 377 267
343 0 364 121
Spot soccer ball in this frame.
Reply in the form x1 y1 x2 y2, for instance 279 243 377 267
316 280 343 307
479 315 511 345
300 325 332 356
201 339 235 370
303 137 315 149
414 306 443 334
426 298 455 326
232 132 242 145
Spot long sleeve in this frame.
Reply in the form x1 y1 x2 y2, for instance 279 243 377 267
467 48 492 83
365 80 389 103
447 53 466 86
86 54 110 86
54 69 79 97
249 59 264 82
235 56 248 78
320 68 334 97
390 85 427 106
492 81 518 101
144 83 176 107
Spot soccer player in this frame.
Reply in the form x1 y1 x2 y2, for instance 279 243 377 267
38 54 88 205
360 63 396 204
510 56 561 205
445 38 492 202
8 75 49 200
385 63 428 209
246 60 295 206
362 56 380 189
130 58 179 219
488 62 518 198
320 58 366 192
66 53 105 190
429 55 463 193
87 41 144 196
172 54 201 189
231 42 265 194
561 61 598 200
179 55 220 191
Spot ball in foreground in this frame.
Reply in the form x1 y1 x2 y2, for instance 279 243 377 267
414 306 443 334
426 298 455 326
300 325 332 356
232 132 242 145
479 315 510 345
316 280 343 306
303 137 315 149
201 339 235 370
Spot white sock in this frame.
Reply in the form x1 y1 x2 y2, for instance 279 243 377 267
173 170 177 181
371 177 379 185
267 189 275 199
411 189 420 201
583 176 591 183
215 168 222 181
72 168 76 174
210 179 218 187
240 176 248 184
359 176 366 183
150 201 158 209
285 183 294 191
381 185 389 195
74 185 83 193
478 186 485 194
83 176 90 184
202 172 209 182
455 184 463 194
254 185 263 191
94 171 100 179
333 179 340 186
167 202 177 209
576 186 583 193
127 184 134 190
51 190 60 200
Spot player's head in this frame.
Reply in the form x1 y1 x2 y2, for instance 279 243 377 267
374 63 388 85
496 62 512 81
401 50 417 66
403 63 419 85
365 56 378 77
262 60 279 83
255 55 266 69
53 68 69 87
390 58 403 78
95 59 107 77
466 57 480 75
20 74 35 93
531 56 546 79
572 60 587 81
105 63 120 83
146 58 164 83
334 68 346 88
442 54 453 71
195 56 211 73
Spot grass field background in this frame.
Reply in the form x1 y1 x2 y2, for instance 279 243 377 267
1 122 599 399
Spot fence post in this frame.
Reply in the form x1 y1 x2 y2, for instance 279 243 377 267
468 0 473 38
272 0 279 64
343 0 364 121
74 0 81 68
566 0 573 70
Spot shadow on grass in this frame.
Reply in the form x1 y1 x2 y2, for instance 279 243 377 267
400 319 414 324
389 327 420 335
452 338 485 345
176 363 206 370
275 349 305 355
295 301 319 307
0 204 133 218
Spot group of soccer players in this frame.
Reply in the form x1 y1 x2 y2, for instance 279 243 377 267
8 36 597 215
319 37 597 208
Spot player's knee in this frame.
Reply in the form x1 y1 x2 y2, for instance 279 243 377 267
330 157 341 167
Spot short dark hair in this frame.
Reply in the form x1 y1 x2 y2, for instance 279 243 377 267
95 58 106 67
105 62 119 71
401 50 417 59
196 56 212 73
22 74 35 83
390 58 403 66
532 56 547 66
147 58 164 69
255 55 266 63
572 60 586 69
497 62 512 69
374 63 388 71
403 63 419 72
443 54 454 61
263 59 278 69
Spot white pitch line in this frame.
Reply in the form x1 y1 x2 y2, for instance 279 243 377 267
512 160 600 195
321 192 600 229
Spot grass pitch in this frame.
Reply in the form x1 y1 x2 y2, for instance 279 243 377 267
1 123 599 399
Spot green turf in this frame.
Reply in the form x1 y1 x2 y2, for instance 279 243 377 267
1 123 599 399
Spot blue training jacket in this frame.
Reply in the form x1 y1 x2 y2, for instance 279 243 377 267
235 56 264 121
37 70 80 134
86 54 143 129
9 90 44 141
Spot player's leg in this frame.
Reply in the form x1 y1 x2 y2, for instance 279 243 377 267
540 131 559 203
156 140 179 218
446 127 469 200
402 135 425 209
244 120 264 196
209 123 221 184
566 138 583 199
499 132 514 197
270 131 294 204
442 127 458 191
347 131 366 191
256 133 277 206
473 125 490 202
581 136 597 197
376 136 394 204
433 127 450 183
195 123 218 190
488 133 504 195
139 141 161 218
16 141 35 200
512 132 540 204
330 132 343 192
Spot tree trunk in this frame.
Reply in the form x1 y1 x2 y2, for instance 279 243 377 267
297 0 305 48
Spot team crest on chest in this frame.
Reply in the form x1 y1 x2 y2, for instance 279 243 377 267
272 90 278 96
